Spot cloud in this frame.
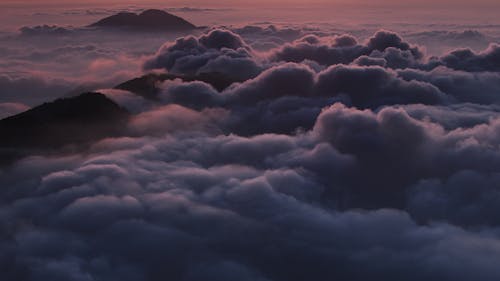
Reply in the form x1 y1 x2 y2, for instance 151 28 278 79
433 44 500 72
233 25 303 51
0 74 74 105
312 102 500 208
398 66 500 104
224 63 316 104
270 30 424 69
3 130 500 280
401 103 500 130
19 25 73 37
100 88 154 113
408 170 500 226
144 29 262 81
157 79 222 110
314 64 448 108
137 61 451 137
4 27 500 281
1 23 179 107
406 30 490 54
127 104 227 136
0 103 30 119
18 45 110 63
234 25 302 41
166 7 231 13
271 34 365 65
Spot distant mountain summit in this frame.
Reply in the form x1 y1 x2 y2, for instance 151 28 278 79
90 9 196 31
115 72 244 100
0 93 130 165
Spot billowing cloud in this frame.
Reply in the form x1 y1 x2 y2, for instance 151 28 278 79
3 25 500 281
398 67 500 104
271 30 424 69
314 64 448 108
3 110 500 280
144 29 262 81
434 43 500 72
19 25 73 36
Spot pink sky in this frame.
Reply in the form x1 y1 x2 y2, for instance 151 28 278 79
1 0 499 32
2 0 500 7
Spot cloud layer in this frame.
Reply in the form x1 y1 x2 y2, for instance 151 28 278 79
3 27 500 281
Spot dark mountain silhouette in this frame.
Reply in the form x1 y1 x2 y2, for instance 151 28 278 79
90 9 196 31
115 72 243 100
0 93 130 165
0 70 242 166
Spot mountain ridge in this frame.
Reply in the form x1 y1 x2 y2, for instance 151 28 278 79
0 92 130 165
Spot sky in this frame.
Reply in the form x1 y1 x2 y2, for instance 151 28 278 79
9 0 500 5
3 0 500 8
2 0 500 32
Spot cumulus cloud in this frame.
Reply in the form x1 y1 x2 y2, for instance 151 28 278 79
3 117 500 280
398 66 500 104
19 25 73 37
233 25 303 51
434 43 500 72
157 79 222 110
4 26 500 281
144 29 262 81
224 63 316 104
270 30 425 69
314 64 448 108
408 170 500 226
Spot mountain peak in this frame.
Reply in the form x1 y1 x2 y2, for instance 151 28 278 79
90 9 196 31
0 93 130 165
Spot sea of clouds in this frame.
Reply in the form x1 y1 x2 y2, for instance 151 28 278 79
2 8 500 280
